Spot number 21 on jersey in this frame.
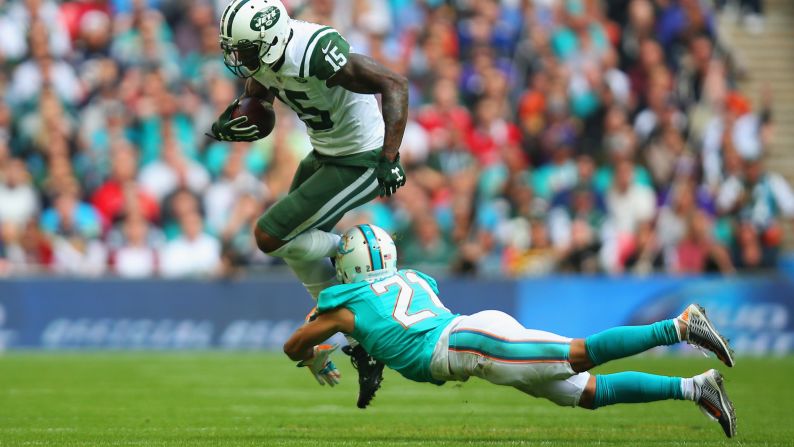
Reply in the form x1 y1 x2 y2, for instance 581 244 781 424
371 272 449 329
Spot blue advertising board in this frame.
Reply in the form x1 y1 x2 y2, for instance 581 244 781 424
0 277 515 351
1 275 792 354
0 278 308 350
518 275 794 355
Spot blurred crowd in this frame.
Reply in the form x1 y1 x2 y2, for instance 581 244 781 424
0 0 791 279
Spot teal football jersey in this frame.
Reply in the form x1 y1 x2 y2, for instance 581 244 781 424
317 269 459 383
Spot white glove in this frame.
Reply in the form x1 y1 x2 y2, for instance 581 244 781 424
297 344 341 386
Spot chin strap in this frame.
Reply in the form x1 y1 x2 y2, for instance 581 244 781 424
266 28 293 68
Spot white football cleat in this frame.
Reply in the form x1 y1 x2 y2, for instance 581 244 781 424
678 304 735 367
694 369 737 438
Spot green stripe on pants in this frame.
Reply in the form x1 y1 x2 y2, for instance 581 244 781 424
257 154 379 241
311 176 379 233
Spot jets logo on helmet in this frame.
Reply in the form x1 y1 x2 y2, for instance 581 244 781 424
219 0 290 78
250 6 280 31
336 225 398 284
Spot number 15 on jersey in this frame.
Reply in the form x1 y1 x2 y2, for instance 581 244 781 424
322 41 347 72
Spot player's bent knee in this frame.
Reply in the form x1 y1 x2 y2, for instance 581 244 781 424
532 372 592 408
569 339 594 373
577 375 598 410
543 392 579 408
254 226 285 254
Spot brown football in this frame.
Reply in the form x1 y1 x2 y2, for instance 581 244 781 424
232 97 276 139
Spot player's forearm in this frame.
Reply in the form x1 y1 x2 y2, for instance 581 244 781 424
284 343 314 362
283 331 315 361
380 76 409 161
283 315 343 361
243 78 275 103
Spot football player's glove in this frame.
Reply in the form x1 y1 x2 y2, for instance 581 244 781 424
297 344 341 386
375 153 406 197
206 99 260 142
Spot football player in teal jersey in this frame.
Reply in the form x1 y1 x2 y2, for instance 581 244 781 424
284 224 738 438
209 0 409 407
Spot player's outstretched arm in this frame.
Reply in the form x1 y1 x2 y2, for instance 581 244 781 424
283 308 354 361
327 54 409 196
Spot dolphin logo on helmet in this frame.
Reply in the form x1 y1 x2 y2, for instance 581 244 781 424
336 224 398 284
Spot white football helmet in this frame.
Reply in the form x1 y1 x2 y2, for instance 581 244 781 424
336 224 398 284
219 0 290 77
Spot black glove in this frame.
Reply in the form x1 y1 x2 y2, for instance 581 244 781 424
375 152 406 197
206 99 260 142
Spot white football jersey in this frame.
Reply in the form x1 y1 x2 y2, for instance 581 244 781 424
252 20 385 157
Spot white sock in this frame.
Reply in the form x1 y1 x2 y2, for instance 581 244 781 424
681 377 698 401
285 257 338 300
675 318 686 342
269 230 340 261
345 335 359 348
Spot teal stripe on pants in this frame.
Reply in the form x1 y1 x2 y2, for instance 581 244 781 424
450 330 570 362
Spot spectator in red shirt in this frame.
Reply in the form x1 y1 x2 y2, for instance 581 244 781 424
674 212 734 275
416 78 472 144
91 142 159 226
466 98 521 166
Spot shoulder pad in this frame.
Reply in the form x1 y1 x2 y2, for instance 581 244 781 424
298 26 349 80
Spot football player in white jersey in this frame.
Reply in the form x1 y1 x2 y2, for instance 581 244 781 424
208 0 408 408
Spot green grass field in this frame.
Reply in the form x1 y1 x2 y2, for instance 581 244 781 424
1 353 792 446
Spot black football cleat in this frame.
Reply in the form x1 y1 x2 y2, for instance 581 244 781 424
342 344 384 409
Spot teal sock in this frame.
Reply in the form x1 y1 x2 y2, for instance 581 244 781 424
593 372 684 409
584 320 679 366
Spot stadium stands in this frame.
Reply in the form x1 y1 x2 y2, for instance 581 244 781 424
0 0 791 278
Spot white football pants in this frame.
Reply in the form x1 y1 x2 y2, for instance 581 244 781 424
430 310 590 407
